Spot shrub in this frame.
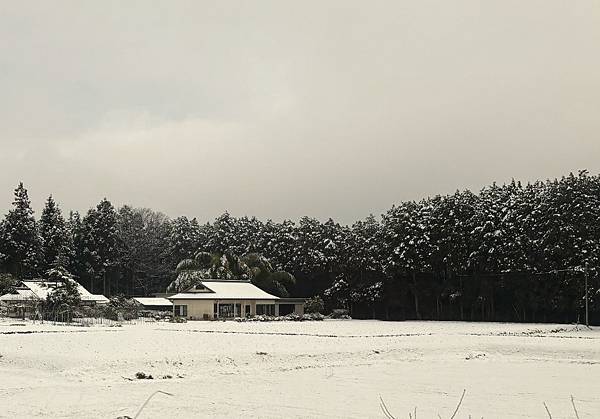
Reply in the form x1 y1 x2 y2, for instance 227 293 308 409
329 309 351 319
0 273 17 295
44 268 81 320
305 296 325 314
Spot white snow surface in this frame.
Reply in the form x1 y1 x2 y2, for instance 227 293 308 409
0 319 598 418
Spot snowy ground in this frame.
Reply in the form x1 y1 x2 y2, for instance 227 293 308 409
0 319 599 418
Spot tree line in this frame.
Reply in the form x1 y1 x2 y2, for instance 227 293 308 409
0 170 599 323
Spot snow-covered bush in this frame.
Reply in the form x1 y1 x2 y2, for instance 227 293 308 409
44 267 81 316
328 309 351 319
304 296 325 314
234 313 324 322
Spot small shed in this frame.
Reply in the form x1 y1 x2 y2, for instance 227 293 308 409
133 297 173 311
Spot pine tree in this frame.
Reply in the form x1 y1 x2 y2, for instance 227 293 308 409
39 195 72 273
68 211 87 282
80 199 121 295
167 216 201 270
260 219 298 273
117 206 172 295
0 183 41 278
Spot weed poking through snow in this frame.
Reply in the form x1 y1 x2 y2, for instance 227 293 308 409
380 391 585 419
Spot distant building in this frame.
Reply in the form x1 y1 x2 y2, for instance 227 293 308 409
133 297 173 313
168 279 305 320
0 279 108 319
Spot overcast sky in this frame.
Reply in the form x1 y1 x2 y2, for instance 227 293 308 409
0 1 599 224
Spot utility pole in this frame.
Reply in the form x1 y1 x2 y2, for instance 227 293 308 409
585 264 589 328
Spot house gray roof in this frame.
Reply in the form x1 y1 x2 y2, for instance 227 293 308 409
169 280 279 301
0 281 109 304
133 297 173 307
0 289 37 301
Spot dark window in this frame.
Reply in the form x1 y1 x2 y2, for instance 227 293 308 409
256 304 275 316
174 305 187 317
218 304 235 318
278 304 295 316
245 305 251 316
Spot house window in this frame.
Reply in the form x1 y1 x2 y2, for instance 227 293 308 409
174 305 187 317
256 304 275 316
245 305 251 316
218 304 235 318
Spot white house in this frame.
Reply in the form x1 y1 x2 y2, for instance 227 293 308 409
168 279 305 320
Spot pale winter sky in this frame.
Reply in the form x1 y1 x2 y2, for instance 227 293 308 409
0 1 599 224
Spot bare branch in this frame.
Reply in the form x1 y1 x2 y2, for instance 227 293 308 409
571 396 580 419
449 389 466 419
379 396 396 419
543 402 553 419
134 390 174 419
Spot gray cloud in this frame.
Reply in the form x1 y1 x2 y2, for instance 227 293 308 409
1 1 599 224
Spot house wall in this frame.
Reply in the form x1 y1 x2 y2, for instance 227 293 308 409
175 299 213 320
172 299 280 320
0 302 40 319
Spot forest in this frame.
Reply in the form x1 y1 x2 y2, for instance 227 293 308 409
0 170 598 324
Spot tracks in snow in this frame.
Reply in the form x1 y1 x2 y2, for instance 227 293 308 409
161 329 432 338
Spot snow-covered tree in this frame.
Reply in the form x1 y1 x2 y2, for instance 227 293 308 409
44 266 81 313
39 195 72 273
0 183 41 278
167 216 201 270
117 206 172 296
78 199 120 295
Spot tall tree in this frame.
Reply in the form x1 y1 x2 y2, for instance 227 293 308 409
39 195 72 273
80 199 121 295
0 183 41 278
167 216 201 271
117 206 172 296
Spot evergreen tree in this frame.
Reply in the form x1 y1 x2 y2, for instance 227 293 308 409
167 216 201 270
0 183 41 278
80 199 120 295
39 196 72 273
117 206 172 295
44 266 82 317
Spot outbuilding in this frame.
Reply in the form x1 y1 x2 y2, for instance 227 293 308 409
0 279 108 319
133 297 173 313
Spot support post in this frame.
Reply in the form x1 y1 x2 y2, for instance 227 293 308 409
585 265 589 328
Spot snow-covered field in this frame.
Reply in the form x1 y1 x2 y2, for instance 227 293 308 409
0 319 598 418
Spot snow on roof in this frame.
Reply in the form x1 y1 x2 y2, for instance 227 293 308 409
84 294 110 304
169 280 279 301
22 281 55 300
133 297 173 307
0 289 38 301
21 280 108 303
